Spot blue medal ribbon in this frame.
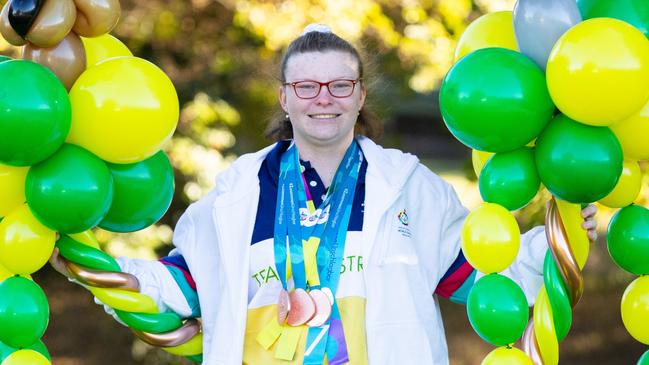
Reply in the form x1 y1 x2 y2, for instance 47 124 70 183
273 140 362 364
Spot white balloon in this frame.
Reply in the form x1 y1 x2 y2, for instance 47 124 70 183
513 0 582 70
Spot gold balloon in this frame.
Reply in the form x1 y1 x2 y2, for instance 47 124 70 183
132 319 201 347
73 0 121 37
23 32 86 90
26 0 77 48
62 257 140 291
547 199 583 305
0 2 26 46
522 319 543 365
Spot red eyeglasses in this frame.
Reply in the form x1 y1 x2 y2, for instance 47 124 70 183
283 78 361 99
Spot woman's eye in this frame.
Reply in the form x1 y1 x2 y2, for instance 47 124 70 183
332 82 352 90
297 83 317 90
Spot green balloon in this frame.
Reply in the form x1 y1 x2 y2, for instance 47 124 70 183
0 340 50 362
187 354 203 363
99 151 174 232
467 274 529 346
543 250 572 342
0 60 71 166
607 205 649 275
638 350 649 365
440 47 554 152
0 277 49 349
578 0 649 39
479 147 540 210
56 236 121 272
115 310 183 333
0 56 11 63
536 114 623 203
26 144 114 234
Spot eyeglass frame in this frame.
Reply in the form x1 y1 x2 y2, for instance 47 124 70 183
282 78 362 99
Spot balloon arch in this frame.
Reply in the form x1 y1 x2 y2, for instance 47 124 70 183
0 0 648 364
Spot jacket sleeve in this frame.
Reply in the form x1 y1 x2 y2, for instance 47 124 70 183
498 225 547 305
435 178 547 306
94 210 200 323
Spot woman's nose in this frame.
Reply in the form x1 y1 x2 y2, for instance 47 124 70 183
314 85 335 104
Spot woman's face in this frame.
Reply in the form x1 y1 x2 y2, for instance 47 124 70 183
280 51 366 149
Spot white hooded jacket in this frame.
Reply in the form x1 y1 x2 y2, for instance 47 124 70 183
114 137 547 365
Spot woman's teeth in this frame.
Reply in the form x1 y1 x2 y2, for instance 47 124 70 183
309 114 339 119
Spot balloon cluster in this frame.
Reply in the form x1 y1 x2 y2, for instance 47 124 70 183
440 0 649 364
50 233 203 362
0 0 197 362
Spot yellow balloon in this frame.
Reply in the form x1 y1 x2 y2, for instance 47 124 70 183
481 347 533 365
0 164 28 218
533 287 559 365
621 276 649 345
0 204 56 275
472 149 494 178
461 202 520 273
598 160 642 208
547 18 649 126
0 262 13 282
1 349 50 365
611 100 649 161
454 11 517 62
68 229 101 250
81 34 132 68
88 287 159 314
67 56 179 164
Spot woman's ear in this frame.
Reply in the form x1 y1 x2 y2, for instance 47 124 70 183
279 86 287 112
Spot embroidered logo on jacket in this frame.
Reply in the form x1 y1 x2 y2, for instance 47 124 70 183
397 209 412 238
397 209 409 226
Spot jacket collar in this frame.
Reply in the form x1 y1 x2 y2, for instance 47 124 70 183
212 136 419 207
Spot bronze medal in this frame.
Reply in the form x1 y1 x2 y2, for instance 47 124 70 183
286 288 316 326
277 289 290 325
306 289 332 327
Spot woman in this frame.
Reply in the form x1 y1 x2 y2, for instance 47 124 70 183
54 24 597 365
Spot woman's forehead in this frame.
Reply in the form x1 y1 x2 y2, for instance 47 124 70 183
284 51 359 80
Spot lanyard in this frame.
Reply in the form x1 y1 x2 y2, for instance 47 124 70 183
273 140 362 364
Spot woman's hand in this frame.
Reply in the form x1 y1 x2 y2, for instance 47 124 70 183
581 204 598 241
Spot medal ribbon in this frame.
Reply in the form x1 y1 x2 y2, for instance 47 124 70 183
303 142 361 365
261 140 361 363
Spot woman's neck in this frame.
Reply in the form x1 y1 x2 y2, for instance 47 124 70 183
294 137 353 188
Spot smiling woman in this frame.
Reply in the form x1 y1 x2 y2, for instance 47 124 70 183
57 23 597 365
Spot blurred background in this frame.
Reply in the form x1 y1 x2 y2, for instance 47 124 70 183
1 0 647 363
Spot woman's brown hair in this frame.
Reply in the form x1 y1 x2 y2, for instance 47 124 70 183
265 30 382 141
